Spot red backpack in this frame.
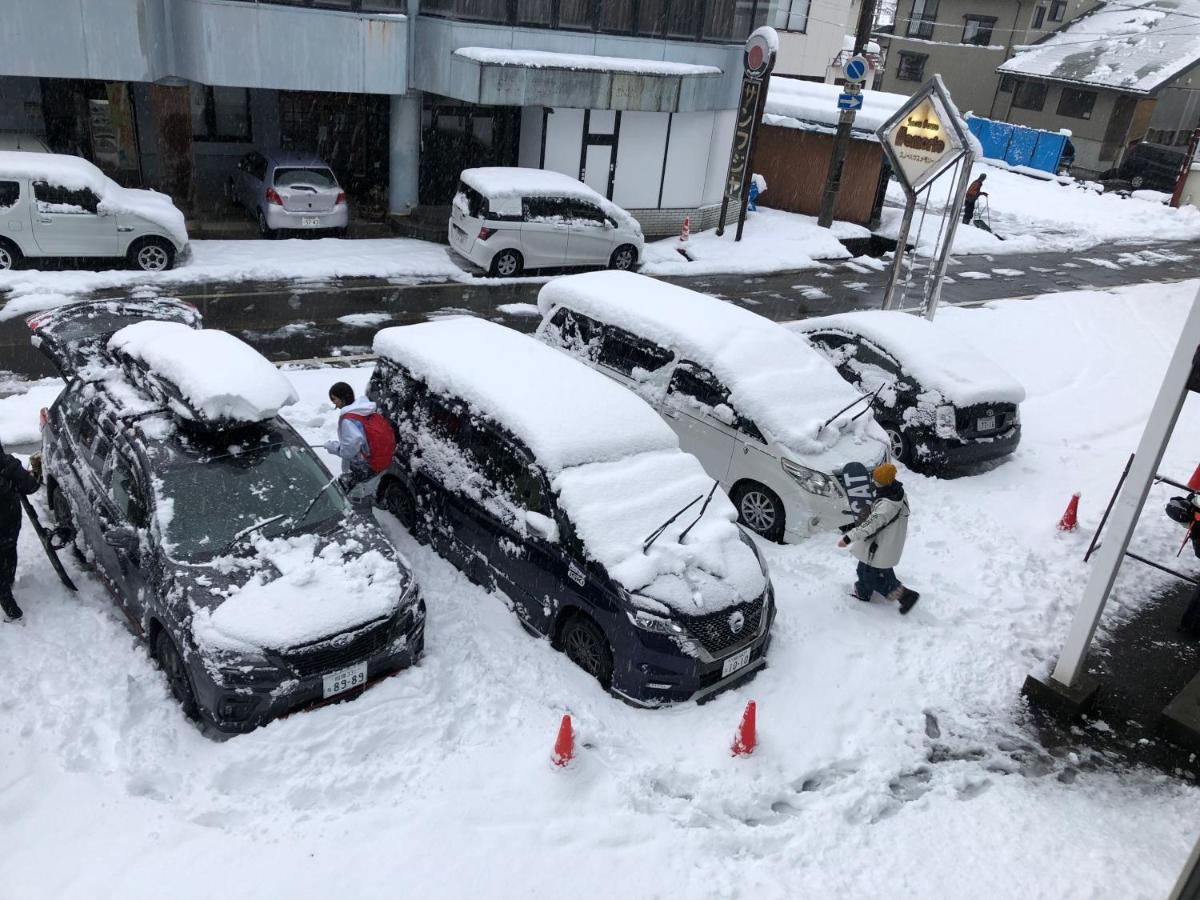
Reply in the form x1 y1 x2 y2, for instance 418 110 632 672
340 411 397 473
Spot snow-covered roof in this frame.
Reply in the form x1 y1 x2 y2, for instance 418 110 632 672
458 166 641 231
997 0 1200 94
0 151 188 246
792 311 1027 406
763 79 909 139
108 322 298 425
453 47 722 77
372 316 677 473
536 271 885 463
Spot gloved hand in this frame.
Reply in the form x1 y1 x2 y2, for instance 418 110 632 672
29 452 43 481
323 440 340 455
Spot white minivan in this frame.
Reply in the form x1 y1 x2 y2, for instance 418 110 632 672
536 270 888 542
0 151 188 271
449 167 643 277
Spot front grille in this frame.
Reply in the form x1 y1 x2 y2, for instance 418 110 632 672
280 620 392 678
955 402 1017 438
680 599 764 656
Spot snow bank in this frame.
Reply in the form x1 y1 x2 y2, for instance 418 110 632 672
109 322 298 425
0 151 187 246
553 449 765 611
192 533 402 652
453 47 721 77
793 310 1027 407
458 167 641 233
373 317 676 473
537 271 884 461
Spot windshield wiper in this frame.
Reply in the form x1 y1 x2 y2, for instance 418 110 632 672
821 383 883 431
219 513 289 555
293 476 340 531
643 493 703 553
678 480 720 544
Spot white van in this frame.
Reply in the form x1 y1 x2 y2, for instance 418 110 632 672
0 151 188 272
536 270 888 542
449 167 643 277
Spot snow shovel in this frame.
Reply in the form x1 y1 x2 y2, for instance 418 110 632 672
20 494 77 592
972 197 1004 240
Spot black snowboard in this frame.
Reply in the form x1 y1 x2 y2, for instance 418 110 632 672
20 494 77 592
838 461 877 520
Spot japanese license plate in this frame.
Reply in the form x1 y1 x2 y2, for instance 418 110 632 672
322 661 367 698
977 415 996 432
722 647 752 678
302 216 322 227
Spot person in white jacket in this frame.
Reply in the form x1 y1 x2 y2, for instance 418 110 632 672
325 381 380 502
838 463 919 614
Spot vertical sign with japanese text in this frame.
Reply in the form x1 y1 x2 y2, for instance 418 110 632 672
717 27 777 239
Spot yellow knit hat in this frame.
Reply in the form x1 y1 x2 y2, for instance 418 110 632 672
873 463 897 486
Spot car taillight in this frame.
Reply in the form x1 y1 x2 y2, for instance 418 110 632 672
335 191 346 205
265 188 283 206
38 408 48 431
478 226 495 240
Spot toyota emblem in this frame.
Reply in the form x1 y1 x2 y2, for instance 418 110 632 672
729 610 745 635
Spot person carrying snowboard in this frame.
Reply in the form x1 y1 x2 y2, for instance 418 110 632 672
838 462 919 614
0 441 41 622
325 382 396 506
962 173 988 225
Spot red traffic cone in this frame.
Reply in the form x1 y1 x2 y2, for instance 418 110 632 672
1057 493 1080 532
731 700 757 756
551 714 574 767
1188 463 1200 492
680 216 690 242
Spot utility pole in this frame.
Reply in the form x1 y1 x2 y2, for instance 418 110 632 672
817 0 880 228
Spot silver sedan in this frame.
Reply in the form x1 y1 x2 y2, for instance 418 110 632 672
228 149 349 238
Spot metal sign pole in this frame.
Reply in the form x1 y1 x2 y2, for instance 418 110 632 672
881 189 915 311
922 149 974 320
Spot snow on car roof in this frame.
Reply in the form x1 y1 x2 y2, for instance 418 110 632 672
108 321 298 425
791 311 1026 407
537 270 881 459
373 316 677 472
0 151 188 246
458 167 640 230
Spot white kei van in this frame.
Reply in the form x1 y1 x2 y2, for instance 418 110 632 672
536 270 888 543
449 167 643 277
0 151 189 272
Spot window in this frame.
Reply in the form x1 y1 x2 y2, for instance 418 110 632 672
1178 131 1193 147
546 307 601 359
1056 87 1096 119
1011 80 1048 111
469 425 548 513
0 180 17 209
109 458 147 528
598 0 635 32
517 0 554 24
524 196 570 223
906 0 938 38
33 182 99 215
896 52 928 82
1031 5 1046 28
426 396 466 445
775 0 809 32
1049 0 1066 21
564 200 606 225
998 75 1015 93
668 361 730 410
239 152 268 181
597 326 673 377
962 15 997 45
190 85 251 143
558 0 594 29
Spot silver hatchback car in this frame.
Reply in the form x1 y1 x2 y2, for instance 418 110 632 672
228 149 348 238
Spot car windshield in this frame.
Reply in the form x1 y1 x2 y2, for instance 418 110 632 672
158 441 347 561
274 167 337 189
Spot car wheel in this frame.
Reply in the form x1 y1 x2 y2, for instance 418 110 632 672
884 426 911 466
1131 175 1145 189
560 615 613 688
609 244 637 271
48 481 85 564
382 479 418 532
0 239 22 271
258 209 276 240
155 628 199 721
733 482 785 542
127 237 175 272
489 248 522 277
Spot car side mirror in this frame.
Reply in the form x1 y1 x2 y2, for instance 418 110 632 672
605 218 617 229
104 525 138 552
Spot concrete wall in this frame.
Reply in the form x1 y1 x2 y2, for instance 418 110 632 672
0 0 408 94
772 0 856 81
879 39 1008 116
1147 74 1200 146
996 83 1122 173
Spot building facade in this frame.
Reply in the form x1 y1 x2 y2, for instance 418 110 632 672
0 0 778 236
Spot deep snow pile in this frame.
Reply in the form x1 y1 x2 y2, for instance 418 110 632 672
1 282 1199 898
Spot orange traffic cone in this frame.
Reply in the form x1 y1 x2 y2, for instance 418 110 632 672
551 714 574 767
731 700 757 756
680 216 690 242
1188 463 1200 492
1057 493 1080 532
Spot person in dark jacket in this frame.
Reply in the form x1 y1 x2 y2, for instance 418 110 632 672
0 441 41 622
838 463 920 614
962 173 988 225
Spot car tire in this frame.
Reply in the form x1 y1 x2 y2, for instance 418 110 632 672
609 244 637 271
258 209 276 240
0 238 22 271
155 628 200 722
1131 175 1145 189
884 425 911 466
560 614 613 688
382 479 420 534
489 248 523 277
732 482 786 542
48 481 86 565
127 237 175 272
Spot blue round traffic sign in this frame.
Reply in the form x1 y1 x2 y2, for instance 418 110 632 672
844 55 869 83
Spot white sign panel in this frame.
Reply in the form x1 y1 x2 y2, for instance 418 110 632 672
879 80 968 195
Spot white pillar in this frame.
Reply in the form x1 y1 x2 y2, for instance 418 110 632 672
1051 287 1200 687
389 92 421 215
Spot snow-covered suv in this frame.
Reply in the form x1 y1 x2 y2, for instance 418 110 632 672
30 299 425 735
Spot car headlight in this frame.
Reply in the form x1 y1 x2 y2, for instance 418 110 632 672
625 608 686 635
397 575 421 611
214 649 278 687
935 405 957 438
781 458 837 497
